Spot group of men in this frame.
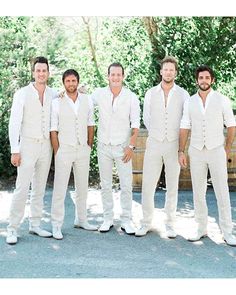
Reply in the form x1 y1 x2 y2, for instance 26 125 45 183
6 55 236 247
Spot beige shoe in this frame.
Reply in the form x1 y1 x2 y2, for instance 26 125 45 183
29 226 52 238
74 221 98 231
99 221 113 233
135 225 151 237
121 222 135 235
6 229 18 245
188 230 207 242
223 233 236 247
52 226 63 240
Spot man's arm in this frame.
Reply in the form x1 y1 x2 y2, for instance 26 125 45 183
225 126 235 158
87 126 95 148
178 128 189 168
50 131 59 154
122 128 139 163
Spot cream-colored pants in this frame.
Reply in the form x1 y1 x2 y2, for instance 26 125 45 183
189 145 233 235
51 144 91 227
8 137 52 231
97 142 133 223
141 137 180 227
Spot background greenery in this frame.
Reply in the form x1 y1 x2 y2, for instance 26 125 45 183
0 16 236 185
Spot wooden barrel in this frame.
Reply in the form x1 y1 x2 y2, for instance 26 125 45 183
132 129 148 191
227 137 236 190
132 128 236 191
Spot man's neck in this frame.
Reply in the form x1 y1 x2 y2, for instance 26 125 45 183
198 88 212 100
161 80 174 91
33 82 46 92
66 91 78 103
110 86 122 97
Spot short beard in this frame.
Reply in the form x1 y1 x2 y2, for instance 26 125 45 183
162 78 174 84
198 84 211 92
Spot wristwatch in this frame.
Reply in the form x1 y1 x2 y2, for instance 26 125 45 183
128 145 136 151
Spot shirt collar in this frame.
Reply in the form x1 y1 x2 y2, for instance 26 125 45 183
156 82 177 92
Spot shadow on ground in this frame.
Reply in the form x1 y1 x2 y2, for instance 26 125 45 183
0 187 235 278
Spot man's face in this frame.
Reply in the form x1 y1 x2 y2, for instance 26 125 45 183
160 62 177 83
32 63 49 84
63 74 79 94
197 71 214 91
108 66 124 88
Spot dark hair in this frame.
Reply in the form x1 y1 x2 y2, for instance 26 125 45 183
195 65 215 80
32 56 49 71
160 56 178 71
62 69 80 83
108 62 124 75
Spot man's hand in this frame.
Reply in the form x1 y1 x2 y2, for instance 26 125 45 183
178 152 187 168
122 146 133 163
225 145 231 159
11 153 21 167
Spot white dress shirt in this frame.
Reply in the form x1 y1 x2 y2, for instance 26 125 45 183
9 83 58 153
180 89 236 129
50 92 95 132
91 86 140 129
143 83 190 131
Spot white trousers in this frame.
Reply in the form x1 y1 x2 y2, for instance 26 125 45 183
51 144 91 227
141 138 180 227
8 137 52 231
189 145 233 235
97 142 133 223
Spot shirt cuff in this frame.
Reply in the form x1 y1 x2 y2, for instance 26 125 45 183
11 146 20 153
131 123 140 129
50 127 59 132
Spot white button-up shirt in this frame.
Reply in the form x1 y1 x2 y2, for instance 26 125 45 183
180 89 236 129
50 92 95 132
143 83 190 130
9 83 58 153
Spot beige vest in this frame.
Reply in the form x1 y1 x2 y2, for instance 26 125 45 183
57 94 89 146
97 87 133 145
21 84 52 139
189 92 226 150
148 85 186 142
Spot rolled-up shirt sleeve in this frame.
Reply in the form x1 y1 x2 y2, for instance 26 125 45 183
222 96 236 127
130 93 140 129
50 98 59 132
8 90 24 153
88 96 95 126
180 98 191 129
143 90 151 130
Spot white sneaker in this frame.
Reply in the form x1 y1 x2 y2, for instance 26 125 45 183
121 222 135 235
165 225 177 239
74 221 98 231
223 233 236 247
99 221 113 232
135 225 151 237
29 226 52 238
6 229 18 245
187 230 207 242
52 226 63 240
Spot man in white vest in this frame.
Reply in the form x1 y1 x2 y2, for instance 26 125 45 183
7 56 56 244
91 63 140 234
50 69 97 240
179 65 236 246
136 56 190 238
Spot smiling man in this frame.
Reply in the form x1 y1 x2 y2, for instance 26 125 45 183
179 65 236 246
7 56 57 244
50 69 97 240
91 62 140 235
136 56 190 238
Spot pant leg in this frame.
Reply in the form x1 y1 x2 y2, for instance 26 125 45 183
163 140 180 226
51 146 73 227
208 146 233 235
73 145 91 223
97 142 114 222
113 144 133 223
29 139 52 227
189 146 208 231
141 137 163 226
